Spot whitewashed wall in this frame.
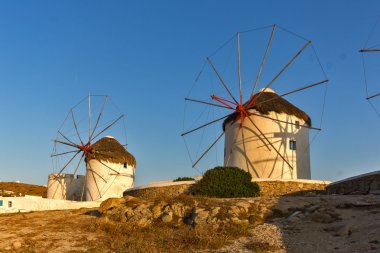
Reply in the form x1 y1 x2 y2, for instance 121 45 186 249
224 110 310 179
0 195 100 214
86 159 135 201
47 174 86 201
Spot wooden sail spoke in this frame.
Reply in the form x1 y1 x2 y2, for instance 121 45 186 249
58 131 76 146
71 109 84 145
53 139 79 149
185 98 232 110
57 150 81 175
207 57 239 104
51 150 80 157
359 49 380 52
91 115 124 142
192 131 225 168
89 96 108 141
253 79 328 108
367 92 380 100
237 32 242 104
252 24 276 96
181 114 230 137
254 40 311 103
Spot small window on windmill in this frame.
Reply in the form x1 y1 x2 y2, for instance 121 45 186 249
124 163 128 168
295 121 300 129
8 201 12 208
0 200 3 206
289 140 297 151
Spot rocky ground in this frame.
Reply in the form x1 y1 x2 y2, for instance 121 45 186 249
0 194 380 252
218 194 380 253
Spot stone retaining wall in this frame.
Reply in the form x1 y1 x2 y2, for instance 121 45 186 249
326 171 380 195
256 180 328 197
125 180 330 199
125 184 194 199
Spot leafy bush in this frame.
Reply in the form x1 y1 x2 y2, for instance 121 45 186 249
173 177 195 182
194 167 259 198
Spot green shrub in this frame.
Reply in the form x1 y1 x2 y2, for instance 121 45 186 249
194 166 260 198
173 177 195 182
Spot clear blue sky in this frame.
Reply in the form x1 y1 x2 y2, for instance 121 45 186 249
0 0 380 186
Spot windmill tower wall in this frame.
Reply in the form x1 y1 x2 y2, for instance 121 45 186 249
224 110 311 179
47 174 85 200
85 160 135 201
47 174 70 200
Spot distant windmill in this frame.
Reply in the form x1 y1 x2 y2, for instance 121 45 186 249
48 95 136 201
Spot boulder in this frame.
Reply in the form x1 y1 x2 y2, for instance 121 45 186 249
99 196 137 212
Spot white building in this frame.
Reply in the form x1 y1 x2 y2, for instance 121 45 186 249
224 88 311 179
0 195 100 214
47 174 85 200
47 136 136 201
85 136 136 201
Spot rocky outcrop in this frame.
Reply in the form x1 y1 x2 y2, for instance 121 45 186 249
99 195 280 228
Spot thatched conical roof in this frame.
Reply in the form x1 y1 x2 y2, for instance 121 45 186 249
223 90 311 130
87 136 136 167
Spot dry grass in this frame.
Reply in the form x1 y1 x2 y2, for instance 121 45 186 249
0 182 46 197
88 218 251 253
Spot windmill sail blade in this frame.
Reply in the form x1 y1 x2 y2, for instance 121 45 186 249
72 155 84 178
252 24 276 96
71 109 84 144
63 155 85 196
278 80 328 98
57 150 81 175
51 150 80 157
367 92 380 100
192 131 225 168
359 49 380 52
91 115 124 142
185 98 232 110
53 139 79 149
181 114 230 137
254 40 311 102
237 32 242 104
58 131 76 146
89 96 108 141
253 79 328 108
207 57 239 104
